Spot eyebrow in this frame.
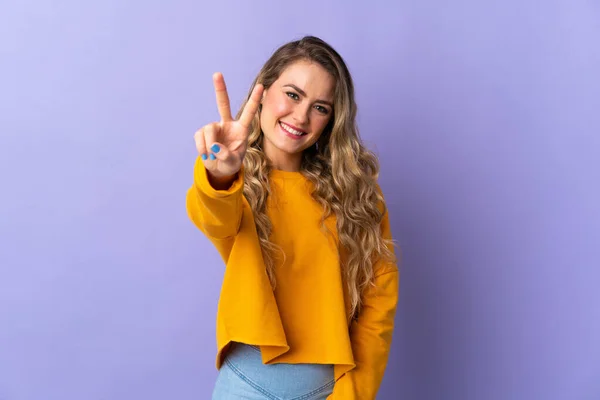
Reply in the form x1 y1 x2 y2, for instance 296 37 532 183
283 84 333 108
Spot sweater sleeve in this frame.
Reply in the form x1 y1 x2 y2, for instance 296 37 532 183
328 204 400 399
185 156 245 240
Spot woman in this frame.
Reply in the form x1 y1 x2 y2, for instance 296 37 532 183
186 36 399 400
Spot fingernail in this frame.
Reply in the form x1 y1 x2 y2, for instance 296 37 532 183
201 154 207 160
209 154 216 160
211 144 220 153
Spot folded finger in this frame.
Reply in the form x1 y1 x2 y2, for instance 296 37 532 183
194 128 207 160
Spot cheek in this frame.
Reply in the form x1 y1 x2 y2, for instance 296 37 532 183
264 95 292 119
312 115 332 133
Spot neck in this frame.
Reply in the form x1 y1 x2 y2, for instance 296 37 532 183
263 142 302 172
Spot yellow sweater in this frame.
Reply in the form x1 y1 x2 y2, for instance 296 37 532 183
185 156 399 399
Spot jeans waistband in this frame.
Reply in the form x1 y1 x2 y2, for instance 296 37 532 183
223 342 334 399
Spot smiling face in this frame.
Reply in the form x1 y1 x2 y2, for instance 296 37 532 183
259 60 335 171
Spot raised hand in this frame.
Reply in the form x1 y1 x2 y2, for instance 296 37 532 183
194 72 264 181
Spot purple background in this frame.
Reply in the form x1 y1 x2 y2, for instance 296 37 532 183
1 1 599 399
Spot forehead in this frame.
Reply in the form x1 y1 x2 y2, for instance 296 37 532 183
276 61 335 100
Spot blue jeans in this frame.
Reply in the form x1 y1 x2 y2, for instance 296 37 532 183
212 342 335 399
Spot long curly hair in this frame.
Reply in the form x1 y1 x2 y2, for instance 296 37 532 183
236 36 397 321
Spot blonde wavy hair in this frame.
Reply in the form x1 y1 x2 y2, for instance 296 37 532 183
236 36 397 321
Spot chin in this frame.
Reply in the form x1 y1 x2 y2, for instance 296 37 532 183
277 143 305 155
265 133 305 154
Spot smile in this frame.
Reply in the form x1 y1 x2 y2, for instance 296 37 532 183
279 121 307 138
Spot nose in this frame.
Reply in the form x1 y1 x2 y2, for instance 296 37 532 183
292 104 310 126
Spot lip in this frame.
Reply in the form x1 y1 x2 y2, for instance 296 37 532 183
280 121 306 133
278 121 308 140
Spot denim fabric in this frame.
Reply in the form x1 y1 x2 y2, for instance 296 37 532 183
212 342 335 400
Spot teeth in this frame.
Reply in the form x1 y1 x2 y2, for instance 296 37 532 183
280 122 305 136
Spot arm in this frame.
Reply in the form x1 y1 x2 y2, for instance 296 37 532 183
329 206 400 399
186 72 262 241
185 155 245 239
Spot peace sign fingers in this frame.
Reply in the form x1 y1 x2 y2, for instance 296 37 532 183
238 83 264 129
213 72 232 122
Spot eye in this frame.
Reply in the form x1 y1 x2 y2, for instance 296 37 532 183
315 105 329 115
286 92 299 101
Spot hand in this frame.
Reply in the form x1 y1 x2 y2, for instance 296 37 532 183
194 72 264 179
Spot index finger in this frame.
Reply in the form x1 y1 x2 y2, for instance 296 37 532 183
238 83 264 128
213 72 232 121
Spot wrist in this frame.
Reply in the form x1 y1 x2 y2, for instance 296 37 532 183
207 170 238 190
